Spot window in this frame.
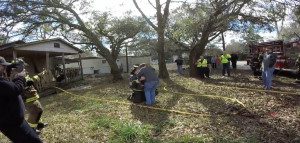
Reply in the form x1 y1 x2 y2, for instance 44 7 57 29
54 43 60 48
102 60 107 63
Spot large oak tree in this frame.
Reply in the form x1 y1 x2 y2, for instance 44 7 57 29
0 0 146 81
133 0 171 79
167 0 285 76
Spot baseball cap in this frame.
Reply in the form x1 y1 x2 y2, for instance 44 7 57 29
0 56 11 66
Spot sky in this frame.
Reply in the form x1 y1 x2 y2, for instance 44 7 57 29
93 0 157 17
92 0 277 44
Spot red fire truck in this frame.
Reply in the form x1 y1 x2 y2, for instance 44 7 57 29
248 40 300 71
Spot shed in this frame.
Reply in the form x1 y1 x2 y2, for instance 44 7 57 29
0 38 83 90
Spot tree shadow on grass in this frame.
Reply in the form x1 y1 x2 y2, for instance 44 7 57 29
131 78 300 142
201 69 300 109
40 89 94 116
208 69 300 91
130 79 190 136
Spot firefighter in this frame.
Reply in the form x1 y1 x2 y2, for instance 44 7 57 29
11 58 47 133
24 75 47 133
196 56 209 78
250 53 262 78
128 65 145 103
220 53 231 76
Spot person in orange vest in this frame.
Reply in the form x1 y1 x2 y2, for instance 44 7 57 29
196 56 209 78
220 53 231 76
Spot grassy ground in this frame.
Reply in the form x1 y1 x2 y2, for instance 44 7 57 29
1 68 299 143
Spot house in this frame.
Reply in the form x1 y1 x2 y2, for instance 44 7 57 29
0 38 83 90
119 55 152 73
64 55 151 75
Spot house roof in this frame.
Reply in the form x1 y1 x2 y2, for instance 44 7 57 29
0 40 26 51
0 38 83 53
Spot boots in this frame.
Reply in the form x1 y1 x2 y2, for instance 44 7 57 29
32 128 41 135
37 122 48 130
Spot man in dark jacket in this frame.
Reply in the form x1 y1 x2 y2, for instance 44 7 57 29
174 57 184 75
0 56 42 143
231 53 238 69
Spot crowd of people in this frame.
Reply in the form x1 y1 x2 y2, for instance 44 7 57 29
174 53 238 79
0 56 46 143
174 50 281 90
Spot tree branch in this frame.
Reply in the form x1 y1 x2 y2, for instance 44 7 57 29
133 0 158 30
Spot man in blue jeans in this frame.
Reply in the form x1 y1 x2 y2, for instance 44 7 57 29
136 63 159 106
262 49 277 90
0 57 42 143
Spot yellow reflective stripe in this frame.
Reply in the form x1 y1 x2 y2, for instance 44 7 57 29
25 75 31 81
33 75 40 81
221 55 229 63
28 122 38 128
197 59 208 67
25 94 40 103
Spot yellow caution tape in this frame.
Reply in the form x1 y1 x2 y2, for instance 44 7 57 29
162 86 246 108
52 86 223 117
203 84 300 95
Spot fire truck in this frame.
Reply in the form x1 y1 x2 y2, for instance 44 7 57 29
247 40 300 71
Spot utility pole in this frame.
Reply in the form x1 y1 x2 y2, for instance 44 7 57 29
125 46 129 73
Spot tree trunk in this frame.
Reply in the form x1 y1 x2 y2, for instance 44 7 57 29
107 57 123 81
157 28 169 79
95 47 123 81
189 48 199 77
221 32 226 51
189 34 209 77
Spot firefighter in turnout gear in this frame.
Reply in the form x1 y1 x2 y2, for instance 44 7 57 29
196 56 210 78
250 53 262 78
24 75 47 134
128 65 146 103
11 57 48 134
220 53 231 76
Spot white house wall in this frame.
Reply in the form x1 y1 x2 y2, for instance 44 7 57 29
16 41 78 54
65 58 122 75
120 56 151 72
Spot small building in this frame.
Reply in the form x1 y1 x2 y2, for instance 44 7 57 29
0 38 83 90
64 55 151 75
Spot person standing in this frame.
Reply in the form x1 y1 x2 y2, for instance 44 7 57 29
0 56 42 143
24 76 47 133
231 53 239 69
220 53 231 76
262 49 277 90
250 53 261 78
174 57 184 75
196 56 209 78
136 63 159 106
211 56 217 69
